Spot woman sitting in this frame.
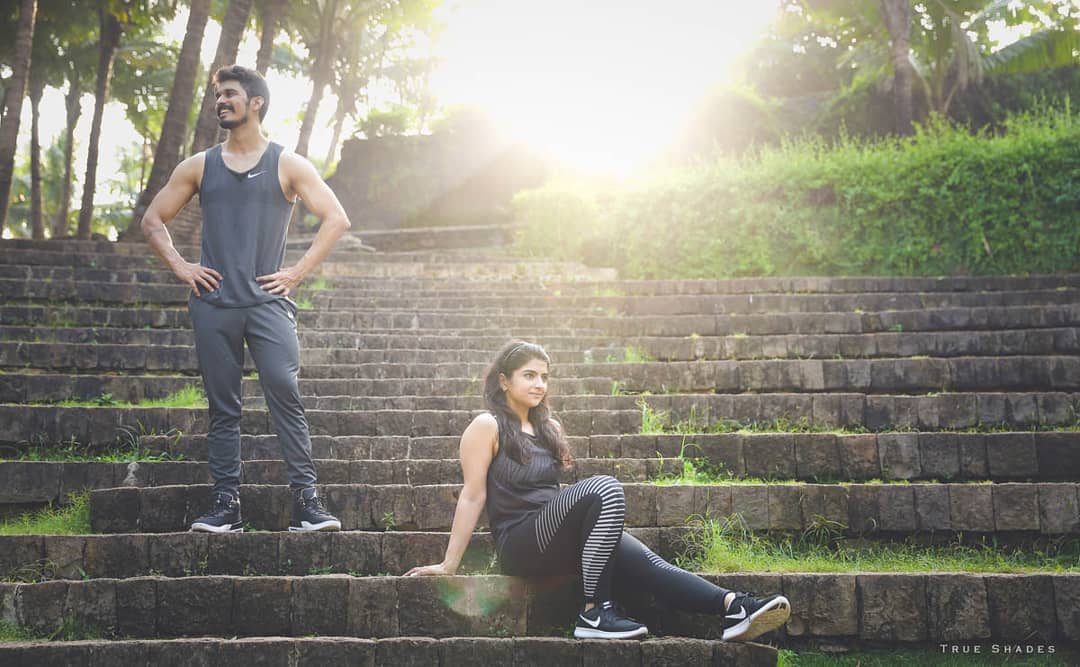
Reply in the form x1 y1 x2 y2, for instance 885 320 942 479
406 341 791 640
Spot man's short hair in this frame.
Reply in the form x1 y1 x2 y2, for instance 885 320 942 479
214 65 270 122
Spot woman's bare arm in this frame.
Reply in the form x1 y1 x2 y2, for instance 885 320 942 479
405 413 497 576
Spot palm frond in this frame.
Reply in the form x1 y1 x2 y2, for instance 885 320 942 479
984 28 1080 74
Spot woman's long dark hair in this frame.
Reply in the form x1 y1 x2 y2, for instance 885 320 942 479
483 340 572 469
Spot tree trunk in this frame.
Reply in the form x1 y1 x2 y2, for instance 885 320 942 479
295 0 338 158
256 0 287 75
123 0 210 239
190 0 253 154
325 101 347 167
53 72 81 239
77 6 123 240
0 0 38 231
880 0 914 135
28 78 44 240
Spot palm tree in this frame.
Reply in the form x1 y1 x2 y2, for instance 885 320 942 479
0 0 38 231
126 0 211 238
76 3 124 240
256 0 287 74
190 0 253 154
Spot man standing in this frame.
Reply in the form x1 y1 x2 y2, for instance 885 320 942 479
141 65 349 533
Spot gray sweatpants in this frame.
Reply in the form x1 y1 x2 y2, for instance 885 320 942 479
188 296 317 495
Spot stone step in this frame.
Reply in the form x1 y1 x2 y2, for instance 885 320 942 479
4 392 1077 444
0 571 1072 645
7 343 1080 395
5 429 1077 505
7 325 1079 362
6 277 1080 313
0 636 778 667
5 302 1079 336
87 481 1079 535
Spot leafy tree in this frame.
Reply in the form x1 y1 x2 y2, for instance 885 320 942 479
0 0 38 232
124 0 210 239
190 0 253 154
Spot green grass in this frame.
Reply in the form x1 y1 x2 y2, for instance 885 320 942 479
7 424 186 463
0 617 109 642
296 297 314 310
50 384 207 409
678 514 1080 575
306 276 332 290
0 492 91 535
779 648 1071 666
623 346 655 363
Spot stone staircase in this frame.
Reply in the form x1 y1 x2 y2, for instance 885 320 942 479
1 237 1079 663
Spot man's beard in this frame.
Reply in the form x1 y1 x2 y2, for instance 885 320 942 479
219 113 248 130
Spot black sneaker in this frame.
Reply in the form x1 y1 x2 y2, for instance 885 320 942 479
289 486 341 532
573 601 648 639
721 592 791 641
190 491 243 533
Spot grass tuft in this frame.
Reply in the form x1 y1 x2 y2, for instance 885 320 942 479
0 492 91 536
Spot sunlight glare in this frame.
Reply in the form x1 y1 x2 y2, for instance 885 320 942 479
430 1 781 174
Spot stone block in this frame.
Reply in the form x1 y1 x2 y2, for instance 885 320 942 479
439 638 515 666
837 435 879 481
331 531 383 576
295 638 376 665
993 483 1040 531
115 578 156 637
17 580 67 636
949 485 995 532
1053 575 1080 640
82 534 148 579
375 637 440 666
847 485 879 534
987 575 1056 641
207 532 278 576
157 577 233 636
293 575 350 636
412 485 459 531
781 573 857 636
767 485 804 531
348 577 399 637
729 486 768 529
138 485 189 532
920 433 960 480
1037 432 1080 481
1039 484 1080 534
656 485 696 527
857 574 927 641
512 637 598 667
875 485 916 532
233 577 292 636
914 485 951 531
743 434 795 479
794 434 841 481
640 638 712 666
398 575 527 637
926 573 990 641
89 488 140 533
43 535 86 579
959 435 989 478
0 535 43 581
579 639 641 666
369 485 415 532
985 432 1038 479
623 484 657 527
279 531 334 576
147 533 208 577
878 433 920 480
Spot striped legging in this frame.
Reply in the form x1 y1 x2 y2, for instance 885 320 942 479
497 475 731 609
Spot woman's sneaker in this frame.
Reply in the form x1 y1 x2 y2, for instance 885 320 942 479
573 601 649 639
289 487 341 532
190 491 243 533
721 592 791 641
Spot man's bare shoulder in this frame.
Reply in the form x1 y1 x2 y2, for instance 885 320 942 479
172 152 207 186
278 149 318 178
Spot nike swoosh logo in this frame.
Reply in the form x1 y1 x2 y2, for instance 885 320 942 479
725 608 747 620
579 614 601 628
247 171 265 179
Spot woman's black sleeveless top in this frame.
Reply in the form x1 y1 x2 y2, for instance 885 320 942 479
485 430 561 552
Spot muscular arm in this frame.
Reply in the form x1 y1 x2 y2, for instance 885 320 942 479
256 152 351 296
406 414 498 576
141 155 221 296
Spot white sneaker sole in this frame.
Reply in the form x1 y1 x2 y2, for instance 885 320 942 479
573 625 649 639
722 596 791 641
289 519 342 532
190 523 243 533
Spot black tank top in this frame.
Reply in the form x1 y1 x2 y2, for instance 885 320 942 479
196 142 295 308
486 430 561 551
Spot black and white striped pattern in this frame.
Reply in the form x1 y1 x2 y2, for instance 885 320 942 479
534 475 625 599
